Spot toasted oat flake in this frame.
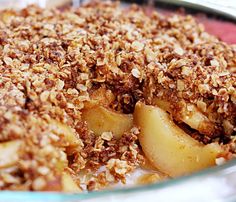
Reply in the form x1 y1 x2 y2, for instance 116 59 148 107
56 80 65 90
219 72 230 77
38 166 50 175
40 91 50 102
197 100 207 112
174 46 184 55
3 56 13 66
231 94 236 104
177 80 185 91
101 132 113 141
131 68 141 78
181 66 191 76
215 157 226 166
32 177 46 190
107 159 132 175
145 47 156 62
210 59 220 67
76 84 87 92
130 127 139 135
131 41 144 52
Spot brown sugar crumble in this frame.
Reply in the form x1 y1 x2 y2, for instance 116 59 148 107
0 1 235 191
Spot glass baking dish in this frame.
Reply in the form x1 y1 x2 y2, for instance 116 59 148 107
0 1 235 201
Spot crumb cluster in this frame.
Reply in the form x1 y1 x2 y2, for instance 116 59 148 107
0 1 235 191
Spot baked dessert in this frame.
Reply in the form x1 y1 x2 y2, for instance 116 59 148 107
0 1 235 191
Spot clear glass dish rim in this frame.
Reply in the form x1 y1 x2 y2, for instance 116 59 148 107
0 159 236 201
0 1 235 200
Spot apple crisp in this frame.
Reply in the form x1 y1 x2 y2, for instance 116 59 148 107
0 1 235 191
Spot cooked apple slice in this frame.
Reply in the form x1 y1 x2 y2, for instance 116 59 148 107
49 120 83 147
62 172 81 193
82 106 133 139
134 102 223 177
0 140 22 169
153 98 171 112
179 103 215 136
153 98 215 136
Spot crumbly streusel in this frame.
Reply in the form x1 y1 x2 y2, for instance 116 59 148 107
0 1 235 191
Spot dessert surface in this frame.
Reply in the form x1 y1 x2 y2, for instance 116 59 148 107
0 1 235 191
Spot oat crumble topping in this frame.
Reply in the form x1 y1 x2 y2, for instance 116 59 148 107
0 1 235 191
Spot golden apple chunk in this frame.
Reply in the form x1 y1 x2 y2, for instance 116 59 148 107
0 140 22 169
62 172 81 193
49 120 83 147
134 102 223 177
153 98 215 136
82 106 133 139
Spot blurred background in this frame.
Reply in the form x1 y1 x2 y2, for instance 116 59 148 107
2 0 235 43
0 0 236 11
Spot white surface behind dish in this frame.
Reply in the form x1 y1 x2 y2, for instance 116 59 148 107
83 166 236 202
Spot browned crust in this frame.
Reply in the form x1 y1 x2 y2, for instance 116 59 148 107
0 1 235 191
